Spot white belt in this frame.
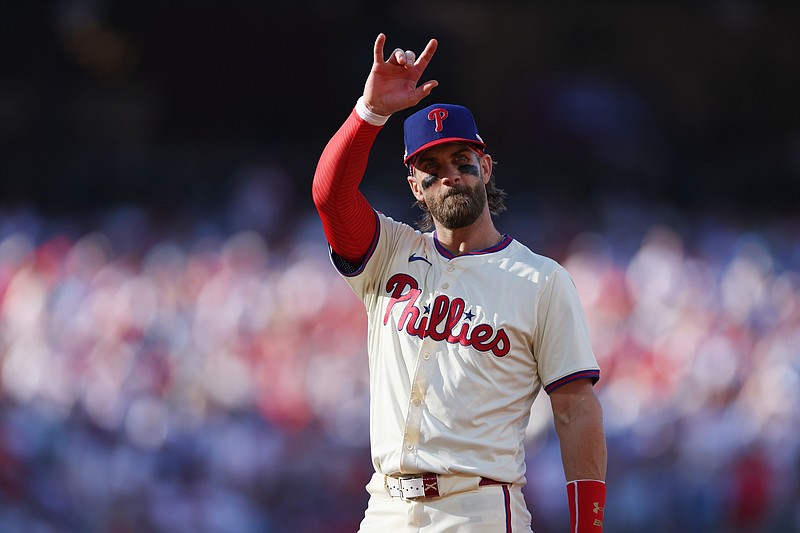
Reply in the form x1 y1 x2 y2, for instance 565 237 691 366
384 473 506 501
385 473 441 499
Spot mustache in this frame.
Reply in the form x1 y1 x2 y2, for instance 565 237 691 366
443 185 471 198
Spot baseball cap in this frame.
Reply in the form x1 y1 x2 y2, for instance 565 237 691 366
403 103 486 165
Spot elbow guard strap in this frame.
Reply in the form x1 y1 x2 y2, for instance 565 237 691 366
567 479 605 532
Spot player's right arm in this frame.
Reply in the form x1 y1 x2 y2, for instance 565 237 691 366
312 107 384 265
312 33 438 265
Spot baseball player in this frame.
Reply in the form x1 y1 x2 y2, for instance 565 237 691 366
312 33 607 532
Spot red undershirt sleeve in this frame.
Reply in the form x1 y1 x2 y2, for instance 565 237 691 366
312 107 382 265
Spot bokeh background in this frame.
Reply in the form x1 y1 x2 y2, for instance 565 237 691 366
1 1 799 532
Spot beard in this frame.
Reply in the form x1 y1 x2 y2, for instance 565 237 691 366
424 181 487 230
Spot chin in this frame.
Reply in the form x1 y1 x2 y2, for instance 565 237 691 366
439 214 481 230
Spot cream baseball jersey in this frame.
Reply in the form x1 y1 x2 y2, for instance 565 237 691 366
334 212 600 484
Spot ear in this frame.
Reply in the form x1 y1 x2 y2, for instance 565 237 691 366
480 154 493 184
407 174 425 201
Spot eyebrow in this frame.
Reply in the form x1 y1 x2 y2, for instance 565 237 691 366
416 146 474 165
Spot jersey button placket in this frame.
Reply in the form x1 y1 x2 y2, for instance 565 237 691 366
401 357 428 469
439 262 458 291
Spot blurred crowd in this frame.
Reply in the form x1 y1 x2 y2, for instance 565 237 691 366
0 191 798 533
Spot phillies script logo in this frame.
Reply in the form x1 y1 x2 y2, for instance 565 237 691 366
428 108 448 132
383 273 510 357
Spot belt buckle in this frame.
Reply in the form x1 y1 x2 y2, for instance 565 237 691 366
398 475 426 500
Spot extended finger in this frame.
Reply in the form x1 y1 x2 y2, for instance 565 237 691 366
413 80 439 103
414 38 438 67
373 33 386 64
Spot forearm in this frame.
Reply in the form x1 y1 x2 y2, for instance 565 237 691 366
312 102 385 263
552 386 607 531
553 390 607 481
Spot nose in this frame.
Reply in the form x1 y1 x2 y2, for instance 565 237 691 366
440 174 460 186
438 163 461 186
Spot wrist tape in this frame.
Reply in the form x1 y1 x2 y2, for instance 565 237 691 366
355 96 390 126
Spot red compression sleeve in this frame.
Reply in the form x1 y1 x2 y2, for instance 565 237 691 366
312 108 381 264
567 480 606 532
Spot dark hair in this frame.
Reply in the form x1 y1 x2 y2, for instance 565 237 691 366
413 162 507 231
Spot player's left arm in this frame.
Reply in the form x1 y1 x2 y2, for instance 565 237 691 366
550 377 607 531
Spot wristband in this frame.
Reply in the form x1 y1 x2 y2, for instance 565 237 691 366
355 96 390 126
567 479 605 532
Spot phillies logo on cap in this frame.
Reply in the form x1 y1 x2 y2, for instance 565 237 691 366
427 108 449 132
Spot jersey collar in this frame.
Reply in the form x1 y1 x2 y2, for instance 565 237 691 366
433 233 512 259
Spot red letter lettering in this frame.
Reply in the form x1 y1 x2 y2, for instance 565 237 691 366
384 274 421 327
469 324 494 351
427 108 449 132
427 295 450 341
488 329 510 357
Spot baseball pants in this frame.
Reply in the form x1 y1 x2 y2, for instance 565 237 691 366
358 472 534 533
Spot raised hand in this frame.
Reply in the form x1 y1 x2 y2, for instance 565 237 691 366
362 33 439 117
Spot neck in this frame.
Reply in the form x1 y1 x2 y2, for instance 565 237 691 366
433 213 502 256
